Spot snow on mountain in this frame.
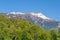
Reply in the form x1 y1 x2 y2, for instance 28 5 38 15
7 12 24 15
30 12 51 20
7 12 52 20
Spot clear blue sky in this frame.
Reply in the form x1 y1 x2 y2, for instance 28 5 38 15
0 0 60 21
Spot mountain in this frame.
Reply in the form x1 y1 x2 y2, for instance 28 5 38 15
6 12 60 30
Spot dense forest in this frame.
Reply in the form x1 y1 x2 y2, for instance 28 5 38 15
0 14 60 40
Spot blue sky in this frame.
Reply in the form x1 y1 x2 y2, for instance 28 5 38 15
0 0 60 21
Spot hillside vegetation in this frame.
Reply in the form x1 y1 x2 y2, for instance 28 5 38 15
0 14 59 40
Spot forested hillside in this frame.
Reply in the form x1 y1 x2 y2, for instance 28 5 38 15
0 14 60 40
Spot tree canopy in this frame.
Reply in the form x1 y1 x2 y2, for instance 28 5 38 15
0 14 59 40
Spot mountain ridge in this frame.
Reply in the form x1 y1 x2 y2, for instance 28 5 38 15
7 12 53 20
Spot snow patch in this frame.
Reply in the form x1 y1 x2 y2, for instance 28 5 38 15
31 12 50 19
7 12 24 15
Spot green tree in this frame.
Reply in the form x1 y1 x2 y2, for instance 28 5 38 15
50 30 57 40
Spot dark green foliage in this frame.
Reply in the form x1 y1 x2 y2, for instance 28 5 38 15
50 30 57 40
0 15 59 40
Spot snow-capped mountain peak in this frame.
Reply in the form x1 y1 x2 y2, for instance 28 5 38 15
7 12 52 20
31 12 50 19
5 12 59 30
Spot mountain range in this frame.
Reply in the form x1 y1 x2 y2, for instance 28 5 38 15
5 12 60 30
